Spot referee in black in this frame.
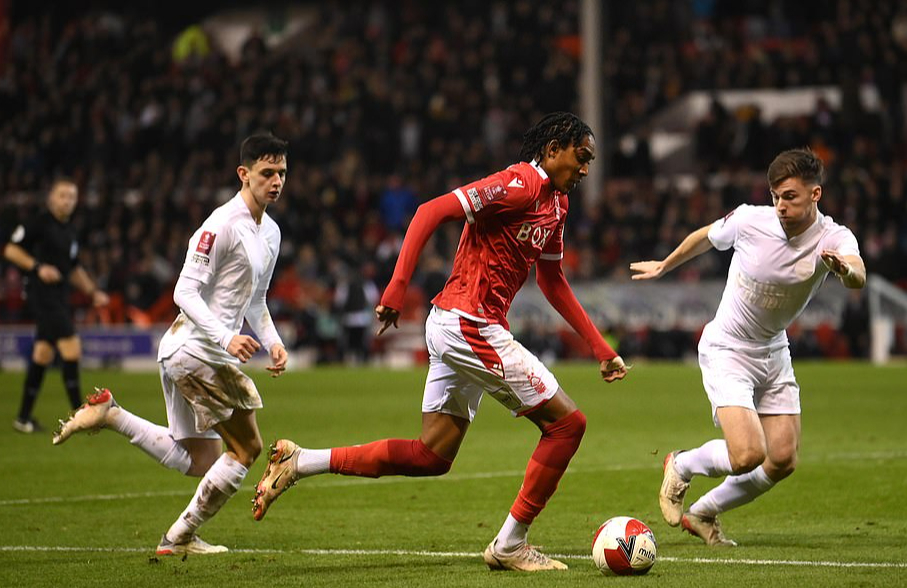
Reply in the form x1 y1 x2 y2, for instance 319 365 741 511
4 178 109 433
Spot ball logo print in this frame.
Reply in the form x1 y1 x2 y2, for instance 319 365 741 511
591 516 657 575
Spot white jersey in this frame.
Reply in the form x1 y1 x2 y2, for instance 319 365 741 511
705 204 860 348
158 193 281 364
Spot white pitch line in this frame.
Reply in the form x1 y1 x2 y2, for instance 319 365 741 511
0 464 650 507
0 545 904 569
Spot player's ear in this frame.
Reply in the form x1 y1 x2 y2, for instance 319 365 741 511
811 184 822 203
545 139 561 160
237 165 249 184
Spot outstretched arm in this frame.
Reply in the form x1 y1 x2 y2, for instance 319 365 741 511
629 223 714 280
536 259 628 382
376 192 466 335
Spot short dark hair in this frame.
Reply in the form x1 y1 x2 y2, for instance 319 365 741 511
240 133 288 167
519 112 593 163
767 148 825 188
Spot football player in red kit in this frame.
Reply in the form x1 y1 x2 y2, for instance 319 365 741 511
254 113 629 571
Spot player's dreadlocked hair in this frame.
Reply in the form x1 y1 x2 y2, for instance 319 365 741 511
519 112 593 163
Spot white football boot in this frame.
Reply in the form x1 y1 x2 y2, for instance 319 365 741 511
659 450 690 526
155 534 228 555
53 387 116 445
252 439 302 521
483 539 568 571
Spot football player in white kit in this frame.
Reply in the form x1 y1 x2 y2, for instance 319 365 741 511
630 148 865 546
53 134 289 555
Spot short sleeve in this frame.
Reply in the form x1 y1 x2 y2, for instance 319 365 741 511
452 168 535 224
8 219 39 251
180 222 231 284
823 225 860 258
708 205 747 251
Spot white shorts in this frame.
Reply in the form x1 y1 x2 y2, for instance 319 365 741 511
159 348 262 439
698 335 800 427
422 306 559 421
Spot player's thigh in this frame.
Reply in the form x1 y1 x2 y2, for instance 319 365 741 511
419 411 470 461
213 409 262 466
760 413 800 472
31 339 56 364
524 388 578 430
715 405 767 471
56 335 81 361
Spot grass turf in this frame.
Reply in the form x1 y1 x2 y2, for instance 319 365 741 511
1 362 905 587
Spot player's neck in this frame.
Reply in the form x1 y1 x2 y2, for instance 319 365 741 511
782 206 818 238
240 187 266 224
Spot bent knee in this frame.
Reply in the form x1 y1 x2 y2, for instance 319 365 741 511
766 453 798 479
729 446 766 474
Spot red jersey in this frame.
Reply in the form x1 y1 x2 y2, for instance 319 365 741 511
432 161 566 329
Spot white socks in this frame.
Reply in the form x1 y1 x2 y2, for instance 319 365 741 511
295 448 331 477
107 406 191 474
167 453 248 543
674 439 733 480
494 514 529 553
689 465 775 518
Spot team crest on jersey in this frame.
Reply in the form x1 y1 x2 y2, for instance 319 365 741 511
196 231 216 254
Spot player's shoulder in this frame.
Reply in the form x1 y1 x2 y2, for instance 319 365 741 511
723 204 771 226
204 195 244 230
503 161 545 194
817 211 857 241
260 212 281 239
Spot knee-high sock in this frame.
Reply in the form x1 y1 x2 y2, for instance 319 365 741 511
689 465 775 517
107 406 191 474
508 410 586 528
167 453 247 543
61 360 82 410
329 439 452 478
673 439 733 480
18 361 47 421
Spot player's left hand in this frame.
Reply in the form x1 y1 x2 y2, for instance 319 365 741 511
600 355 631 383
629 260 666 280
266 344 288 377
820 250 851 277
375 305 400 336
92 290 110 307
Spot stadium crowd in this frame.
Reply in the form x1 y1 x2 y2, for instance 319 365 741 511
1 0 904 360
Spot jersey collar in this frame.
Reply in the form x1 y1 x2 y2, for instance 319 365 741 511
529 159 549 181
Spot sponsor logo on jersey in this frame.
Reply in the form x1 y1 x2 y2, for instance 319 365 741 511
196 231 216 254
191 253 210 266
516 222 552 249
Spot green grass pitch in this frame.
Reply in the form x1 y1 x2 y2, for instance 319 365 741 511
1 362 905 587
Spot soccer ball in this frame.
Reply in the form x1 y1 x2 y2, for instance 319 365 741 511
591 516 657 575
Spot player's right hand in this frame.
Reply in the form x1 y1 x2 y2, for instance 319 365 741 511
629 260 665 280
36 263 62 284
601 355 631 383
227 334 261 363
375 305 400 336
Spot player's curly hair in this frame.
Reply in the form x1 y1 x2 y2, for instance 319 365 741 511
519 112 593 163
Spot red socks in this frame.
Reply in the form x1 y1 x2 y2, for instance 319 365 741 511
330 439 452 478
510 410 587 524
